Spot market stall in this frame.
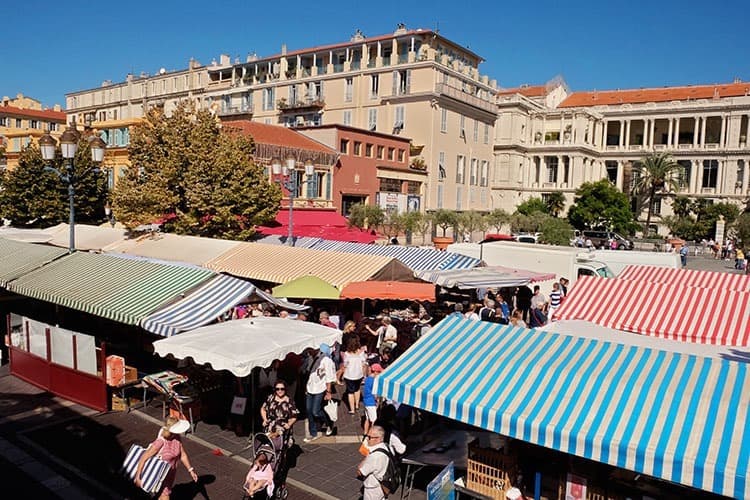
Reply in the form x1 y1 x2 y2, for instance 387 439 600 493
272 275 341 300
340 281 436 302
415 266 555 289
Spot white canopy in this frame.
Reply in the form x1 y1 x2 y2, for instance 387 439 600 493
152 316 341 377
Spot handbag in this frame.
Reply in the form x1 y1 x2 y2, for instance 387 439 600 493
323 399 339 422
122 443 171 494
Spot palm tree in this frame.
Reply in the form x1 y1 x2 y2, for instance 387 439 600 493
633 153 683 235
545 192 566 217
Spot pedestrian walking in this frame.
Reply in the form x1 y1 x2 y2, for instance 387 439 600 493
303 344 337 442
135 417 197 499
357 425 390 500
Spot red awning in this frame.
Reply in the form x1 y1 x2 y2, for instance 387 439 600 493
618 265 750 291
553 275 750 346
256 210 377 243
340 281 436 301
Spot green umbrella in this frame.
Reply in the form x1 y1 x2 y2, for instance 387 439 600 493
271 275 340 300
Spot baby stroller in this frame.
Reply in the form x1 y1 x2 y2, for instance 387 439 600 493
243 431 291 499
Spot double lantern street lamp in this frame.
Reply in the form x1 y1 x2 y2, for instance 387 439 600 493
271 155 315 246
39 125 106 253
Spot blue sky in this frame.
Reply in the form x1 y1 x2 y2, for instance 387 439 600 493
3 0 748 108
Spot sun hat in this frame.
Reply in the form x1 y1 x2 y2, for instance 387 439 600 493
319 343 331 356
169 419 191 434
370 363 384 373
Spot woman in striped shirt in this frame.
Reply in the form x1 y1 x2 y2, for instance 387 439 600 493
548 282 563 320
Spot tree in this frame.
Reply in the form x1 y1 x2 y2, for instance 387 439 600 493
545 192 566 217
485 208 510 233
432 209 458 237
632 153 683 235
112 103 280 239
539 217 574 246
510 212 548 233
567 179 637 234
670 196 692 218
0 142 107 227
457 210 487 241
412 211 433 244
378 211 406 240
735 213 750 247
347 203 385 230
515 197 547 216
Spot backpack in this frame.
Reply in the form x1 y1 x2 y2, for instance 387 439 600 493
372 447 401 497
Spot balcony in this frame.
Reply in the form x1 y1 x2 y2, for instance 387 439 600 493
678 144 693 150
277 97 325 112
653 144 667 151
629 144 643 151
217 104 253 118
434 83 496 114
606 145 619 151
705 143 719 150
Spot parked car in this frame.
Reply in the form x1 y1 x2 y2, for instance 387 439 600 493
514 233 539 244
582 230 633 250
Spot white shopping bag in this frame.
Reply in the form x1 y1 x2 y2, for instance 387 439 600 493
323 399 339 422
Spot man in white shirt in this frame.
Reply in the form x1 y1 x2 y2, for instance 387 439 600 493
357 425 389 500
303 343 337 442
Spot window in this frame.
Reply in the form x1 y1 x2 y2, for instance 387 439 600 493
470 158 478 185
370 75 379 99
393 106 404 134
393 70 410 95
263 88 275 111
484 124 489 144
459 115 466 138
344 78 353 102
379 177 402 192
354 141 362 155
438 152 446 181
0 117 6 126
546 156 559 183
368 109 377 131
30 120 39 129
407 181 420 194
456 186 463 210
702 160 718 188
437 184 444 208
456 155 465 183
343 110 352 126
340 139 349 154
377 145 384 159
15 118 22 128
473 120 479 142
398 149 405 162
388 147 395 161
605 161 618 183
480 160 489 187
440 109 447 133
650 197 662 216
49 122 58 131
677 160 691 188
365 143 374 157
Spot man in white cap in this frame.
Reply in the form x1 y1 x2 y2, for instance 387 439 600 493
303 343 337 442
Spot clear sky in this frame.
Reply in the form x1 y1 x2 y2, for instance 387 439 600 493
2 0 748 109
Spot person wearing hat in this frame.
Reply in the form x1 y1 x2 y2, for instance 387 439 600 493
135 416 197 498
303 343 337 442
362 363 384 436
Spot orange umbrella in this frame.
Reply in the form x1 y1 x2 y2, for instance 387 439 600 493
340 281 436 302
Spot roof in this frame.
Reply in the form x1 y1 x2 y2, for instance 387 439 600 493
104 233 242 266
42 224 128 251
554 275 750 346
618 265 750 291
339 281 435 301
559 81 750 107
0 238 67 288
222 120 336 154
373 316 750 498
415 265 556 289
256 210 378 244
496 84 547 97
204 242 415 289
296 123 412 143
7 252 215 325
0 103 66 122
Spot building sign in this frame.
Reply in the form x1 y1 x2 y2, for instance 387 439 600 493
427 462 455 500
407 195 421 212
376 192 407 213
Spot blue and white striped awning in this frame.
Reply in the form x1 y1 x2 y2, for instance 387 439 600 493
141 274 307 337
373 317 750 498
415 266 556 289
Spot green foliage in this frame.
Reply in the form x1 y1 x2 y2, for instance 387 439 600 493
632 153 683 234
457 210 487 241
515 197 547 216
567 180 637 235
671 196 692 218
661 199 740 240
735 213 750 247
347 203 385 230
544 192 566 217
379 211 406 238
112 103 280 239
0 142 107 227
510 212 548 233
432 209 459 237
539 217 574 246
485 208 510 233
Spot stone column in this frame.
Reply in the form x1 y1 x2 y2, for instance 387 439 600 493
619 121 625 147
625 120 631 147
557 156 563 186
743 159 750 193
674 118 681 146
667 119 673 147
616 160 624 189
700 116 707 146
693 117 700 146
691 159 700 193
649 119 656 147
603 121 608 146
720 115 727 147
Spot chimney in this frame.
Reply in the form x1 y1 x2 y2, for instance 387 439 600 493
53 104 61 112
281 44 287 56
220 54 231 66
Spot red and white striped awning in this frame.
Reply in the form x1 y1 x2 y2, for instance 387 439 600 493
618 265 750 291
554 276 750 346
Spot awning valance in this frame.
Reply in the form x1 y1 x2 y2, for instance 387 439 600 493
415 266 555 289
340 281 436 301
554 275 750 346
141 274 308 337
153 316 342 377
7 252 214 325
0 238 67 288
373 316 750 499
618 265 750 291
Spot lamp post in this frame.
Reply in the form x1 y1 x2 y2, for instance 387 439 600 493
39 125 106 253
271 155 315 246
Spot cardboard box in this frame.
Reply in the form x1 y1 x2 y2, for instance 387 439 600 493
124 365 138 383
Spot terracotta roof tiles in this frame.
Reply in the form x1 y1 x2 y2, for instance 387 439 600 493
222 120 336 154
0 104 66 122
559 82 750 108
497 85 547 98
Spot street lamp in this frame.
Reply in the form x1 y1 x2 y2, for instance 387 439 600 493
39 125 106 253
271 155 316 246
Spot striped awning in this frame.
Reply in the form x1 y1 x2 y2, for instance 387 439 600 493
554 276 750 346
373 317 750 498
0 238 67 288
7 252 214 325
205 242 415 289
140 274 308 337
618 265 750 291
415 266 556 289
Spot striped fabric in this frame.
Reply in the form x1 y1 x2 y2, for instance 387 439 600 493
373 317 750 499
122 443 171 493
618 265 750 291
254 235 323 249
553 276 750 346
415 266 556 289
8 252 214 325
0 238 67 288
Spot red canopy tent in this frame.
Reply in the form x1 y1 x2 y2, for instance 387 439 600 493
340 281 436 302
617 265 750 291
256 210 377 244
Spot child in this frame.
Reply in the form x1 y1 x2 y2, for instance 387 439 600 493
244 453 274 498
362 363 384 436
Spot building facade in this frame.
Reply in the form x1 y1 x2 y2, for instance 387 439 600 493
0 94 67 170
64 25 497 212
493 79 750 232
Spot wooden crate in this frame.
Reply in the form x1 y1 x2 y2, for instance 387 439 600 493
466 439 517 500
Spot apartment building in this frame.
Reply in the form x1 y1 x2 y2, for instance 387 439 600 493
494 79 750 232
0 94 67 170
64 25 497 212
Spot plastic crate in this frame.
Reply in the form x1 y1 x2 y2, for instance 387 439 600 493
466 439 517 499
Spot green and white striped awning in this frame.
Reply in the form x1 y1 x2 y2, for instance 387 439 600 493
7 252 215 325
0 238 67 288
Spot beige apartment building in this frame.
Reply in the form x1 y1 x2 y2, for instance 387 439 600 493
64 25 497 211
494 79 750 233
0 94 67 170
